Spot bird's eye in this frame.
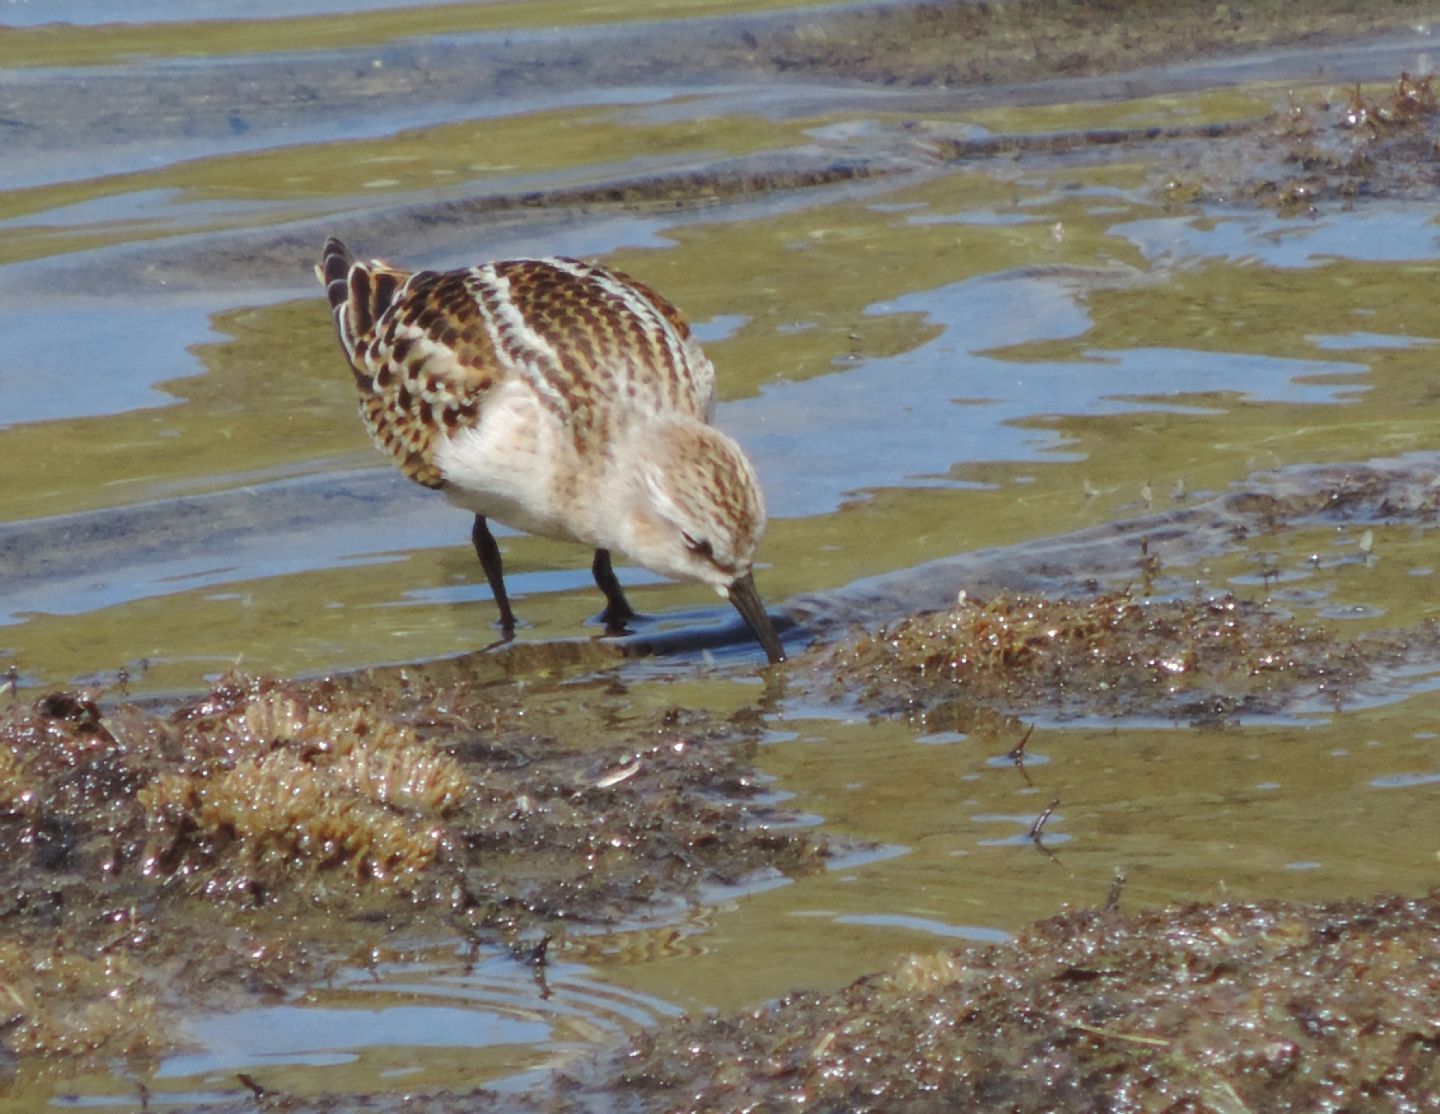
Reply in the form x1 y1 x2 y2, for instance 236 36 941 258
682 532 714 560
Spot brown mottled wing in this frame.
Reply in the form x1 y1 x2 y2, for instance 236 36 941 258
482 257 716 427
319 242 714 488
319 238 500 489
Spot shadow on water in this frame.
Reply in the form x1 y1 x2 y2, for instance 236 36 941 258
3 0 1440 1108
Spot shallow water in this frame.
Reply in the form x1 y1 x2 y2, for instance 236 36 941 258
4 1 1440 1108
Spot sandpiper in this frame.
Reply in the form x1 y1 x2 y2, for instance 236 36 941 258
317 238 785 663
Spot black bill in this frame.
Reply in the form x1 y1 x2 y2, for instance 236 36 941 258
727 570 786 664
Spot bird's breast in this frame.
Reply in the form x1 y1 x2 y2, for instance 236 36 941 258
430 381 600 546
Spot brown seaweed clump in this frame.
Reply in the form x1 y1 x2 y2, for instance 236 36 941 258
0 672 824 1067
1264 72 1440 215
1232 456 1440 528
820 589 1394 725
1162 71 1440 214
555 892 1440 1113
0 942 158 1063
140 688 467 885
159 892 1440 1113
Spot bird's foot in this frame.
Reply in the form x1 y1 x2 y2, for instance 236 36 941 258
480 630 516 654
597 606 645 638
479 617 519 653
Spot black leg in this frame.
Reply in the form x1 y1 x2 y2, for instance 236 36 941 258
592 548 638 633
471 515 516 632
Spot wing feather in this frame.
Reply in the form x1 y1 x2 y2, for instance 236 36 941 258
318 240 715 489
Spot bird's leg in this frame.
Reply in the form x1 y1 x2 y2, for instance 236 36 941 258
592 548 639 634
471 515 517 633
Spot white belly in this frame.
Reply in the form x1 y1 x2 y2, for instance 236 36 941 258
430 382 590 545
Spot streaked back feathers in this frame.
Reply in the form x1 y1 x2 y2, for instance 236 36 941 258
317 238 719 489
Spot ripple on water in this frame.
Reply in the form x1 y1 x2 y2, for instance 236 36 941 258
57 948 684 1109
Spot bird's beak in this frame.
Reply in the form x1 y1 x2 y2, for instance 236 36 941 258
727 571 785 664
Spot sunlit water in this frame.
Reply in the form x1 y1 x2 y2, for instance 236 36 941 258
3 2 1439 1107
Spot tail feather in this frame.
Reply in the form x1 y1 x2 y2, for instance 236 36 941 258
318 236 353 311
316 236 410 368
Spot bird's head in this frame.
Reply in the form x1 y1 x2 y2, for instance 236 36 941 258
616 418 784 663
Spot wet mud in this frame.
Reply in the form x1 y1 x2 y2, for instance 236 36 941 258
533 891 1440 1114
135 892 1440 1112
0 663 823 1068
1165 71 1440 213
